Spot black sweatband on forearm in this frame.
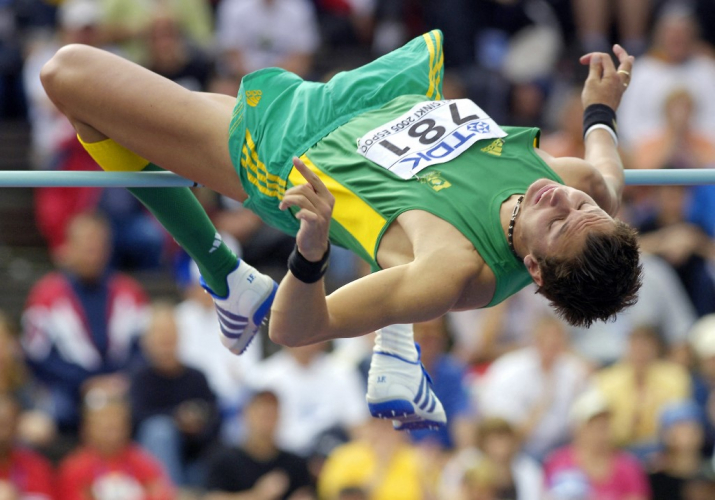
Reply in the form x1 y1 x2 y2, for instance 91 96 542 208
288 243 330 284
583 104 618 146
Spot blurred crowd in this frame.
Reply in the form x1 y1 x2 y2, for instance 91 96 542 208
1 0 715 499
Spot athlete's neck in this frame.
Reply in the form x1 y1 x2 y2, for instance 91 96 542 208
500 194 527 260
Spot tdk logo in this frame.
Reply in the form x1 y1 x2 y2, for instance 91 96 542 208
399 130 476 171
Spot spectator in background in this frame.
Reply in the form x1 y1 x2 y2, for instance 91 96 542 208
637 186 715 316
0 393 55 500
596 325 691 454
145 13 213 91
477 316 590 460
460 458 500 500
632 89 715 171
204 390 314 500
544 388 650 500
247 342 369 458
440 417 544 500
21 212 148 433
407 317 474 451
649 401 708 500
130 302 219 489
215 0 319 83
100 0 213 65
57 391 175 500
318 418 427 500
447 287 552 366
687 315 715 451
540 88 584 159
618 3 715 147
571 0 650 56
506 81 547 130
312 0 374 47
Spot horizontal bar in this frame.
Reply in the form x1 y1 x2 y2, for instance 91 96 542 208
623 169 715 186
0 171 196 187
0 169 714 187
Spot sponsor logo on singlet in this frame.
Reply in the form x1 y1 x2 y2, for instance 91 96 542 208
418 171 451 191
356 99 507 179
246 90 262 107
481 138 504 156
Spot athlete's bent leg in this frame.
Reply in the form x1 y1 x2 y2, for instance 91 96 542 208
40 43 244 200
42 44 276 353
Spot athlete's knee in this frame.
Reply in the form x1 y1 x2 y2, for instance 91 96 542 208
40 44 94 101
268 327 308 348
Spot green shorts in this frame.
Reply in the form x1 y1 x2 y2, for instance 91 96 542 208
228 30 445 237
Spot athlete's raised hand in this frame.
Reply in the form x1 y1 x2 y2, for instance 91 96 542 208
279 157 335 262
579 44 634 111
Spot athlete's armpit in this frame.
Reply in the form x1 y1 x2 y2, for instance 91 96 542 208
545 155 617 215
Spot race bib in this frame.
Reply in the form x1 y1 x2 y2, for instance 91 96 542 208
356 99 507 179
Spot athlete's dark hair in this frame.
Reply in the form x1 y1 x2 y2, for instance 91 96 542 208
535 220 643 328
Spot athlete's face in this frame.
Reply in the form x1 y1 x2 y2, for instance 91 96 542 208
518 179 614 282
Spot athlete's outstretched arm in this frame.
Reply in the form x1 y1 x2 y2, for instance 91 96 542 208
268 158 472 346
271 253 471 346
578 45 634 215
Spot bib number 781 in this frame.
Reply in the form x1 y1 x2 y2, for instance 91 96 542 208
379 103 478 155
356 98 507 180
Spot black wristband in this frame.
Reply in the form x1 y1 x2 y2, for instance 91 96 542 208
288 243 330 284
583 103 618 139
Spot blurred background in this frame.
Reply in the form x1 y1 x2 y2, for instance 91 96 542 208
1 0 715 499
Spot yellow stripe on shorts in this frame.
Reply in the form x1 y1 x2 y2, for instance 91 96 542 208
289 154 386 259
423 30 444 101
240 130 287 199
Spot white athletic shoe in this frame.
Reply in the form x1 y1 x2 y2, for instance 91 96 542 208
201 260 278 355
366 344 447 431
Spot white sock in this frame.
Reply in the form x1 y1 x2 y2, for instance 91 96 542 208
374 323 419 362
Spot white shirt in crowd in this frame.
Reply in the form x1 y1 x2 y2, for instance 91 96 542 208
216 0 319 74
440 447 544 500
477 347 590 460
618 54 715 146
246 349 370 456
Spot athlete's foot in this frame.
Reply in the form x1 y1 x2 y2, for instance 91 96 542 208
201 260 277 355
366 344 447 431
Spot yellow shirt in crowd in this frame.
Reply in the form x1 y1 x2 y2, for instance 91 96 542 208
318 441 424 500
595 360 691 446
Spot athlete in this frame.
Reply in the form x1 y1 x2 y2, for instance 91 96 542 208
40 31 641 430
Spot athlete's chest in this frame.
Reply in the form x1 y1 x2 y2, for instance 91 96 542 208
376 210 497 309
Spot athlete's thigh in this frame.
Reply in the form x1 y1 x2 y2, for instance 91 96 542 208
42 45 241 198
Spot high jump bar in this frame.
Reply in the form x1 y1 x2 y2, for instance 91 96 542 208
0 169 714 187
